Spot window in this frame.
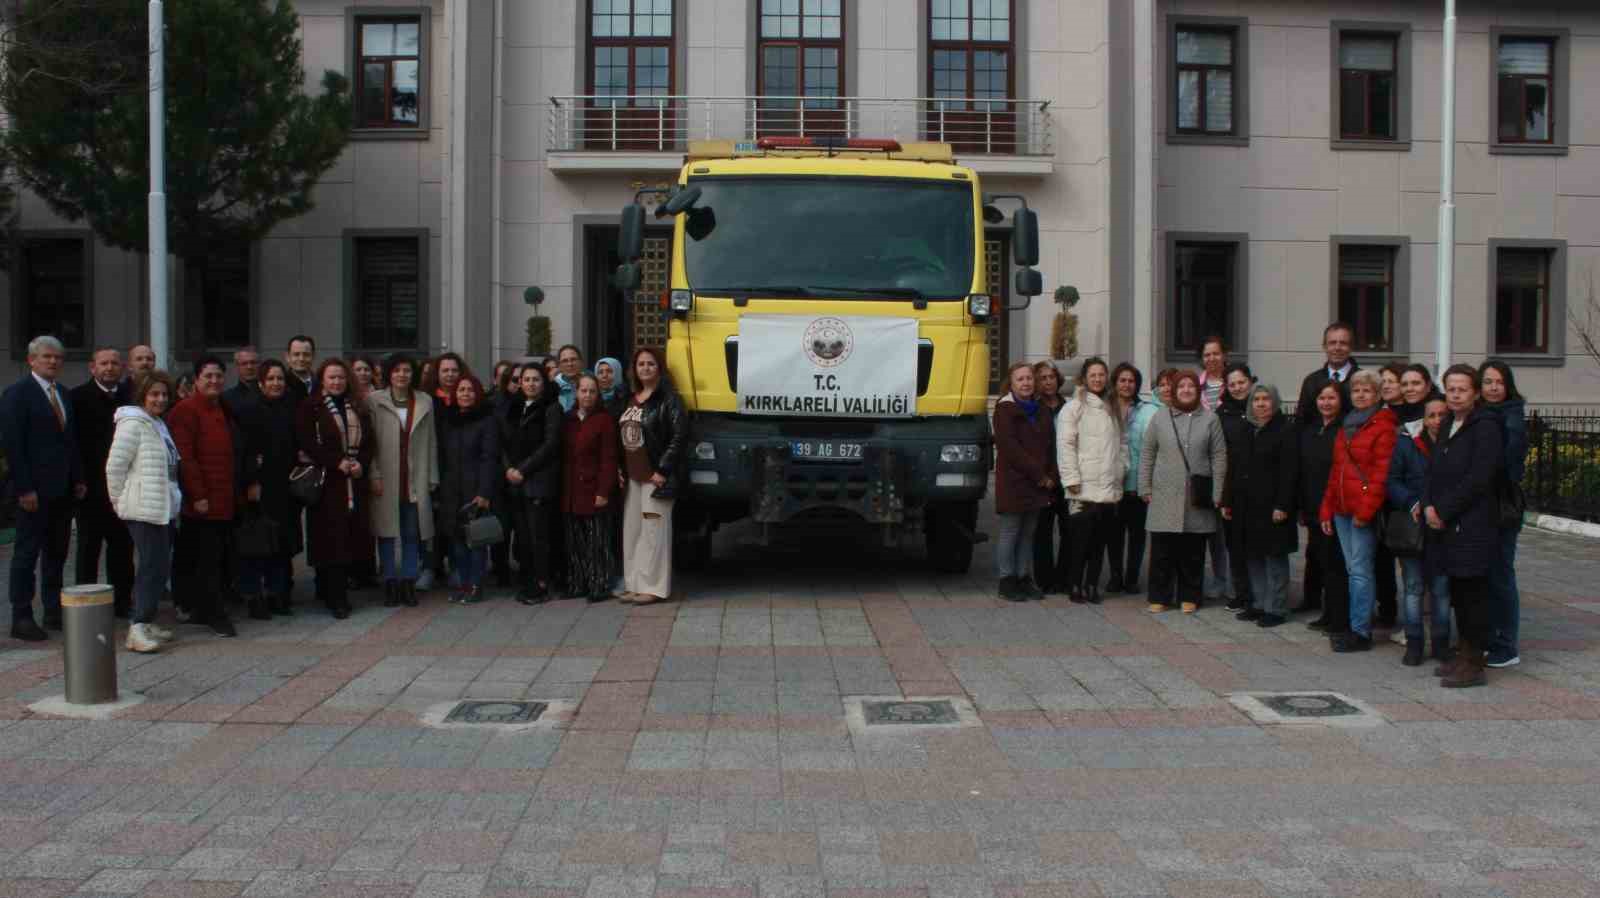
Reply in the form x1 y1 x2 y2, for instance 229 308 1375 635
1337 245 1394 353
348 9 431 135
1489 28 1569 155
1330 23 1410 149
1166 234 1247 357
183 244 253 349
586 0 675 149
926 0 1014 153
1487 239 1567 363
349 233 425 350
1167 17 1248 145
757 0 844 136
16 235 90 351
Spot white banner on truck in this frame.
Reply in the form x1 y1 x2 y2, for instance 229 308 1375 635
737 314 918 418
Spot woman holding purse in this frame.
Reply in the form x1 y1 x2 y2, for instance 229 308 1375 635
1137 370 1226 614
294 359 375 619
435 375 500 605
236 360 303 618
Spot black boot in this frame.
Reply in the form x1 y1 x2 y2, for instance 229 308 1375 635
270 593 293 616
1431 637 1453 664
1103 576 1124 595
998 577 1024 602
247 595 271 621
402 580 418 607
383 580 400 608
1402 639 1424 667
1084 585 1102 605
1067 585 1087 604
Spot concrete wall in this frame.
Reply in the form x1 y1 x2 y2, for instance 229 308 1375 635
1157 0 1600 403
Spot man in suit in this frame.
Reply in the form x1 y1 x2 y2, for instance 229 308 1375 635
285 335 316 405
1 336 87 640
70 347 135 617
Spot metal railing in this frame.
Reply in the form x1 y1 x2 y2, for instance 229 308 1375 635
546 95 1053 156
1525 410 1600 522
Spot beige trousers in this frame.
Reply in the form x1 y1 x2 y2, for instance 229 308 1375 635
622 483 673 599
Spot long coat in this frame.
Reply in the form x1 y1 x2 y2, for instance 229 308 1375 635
1138 406 1226 534
366 389 439 540
500 393 563 500
1422 407 1504 579
1221 415 1299 557
561 409 618 516
294 395 374 568
435 403 500 540
70 380 128 503
237 392 304 558
992 395 1055 514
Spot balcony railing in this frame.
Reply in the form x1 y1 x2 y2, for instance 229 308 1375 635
546 95 1053 157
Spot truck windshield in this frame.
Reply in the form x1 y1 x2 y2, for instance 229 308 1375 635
682 176 976 300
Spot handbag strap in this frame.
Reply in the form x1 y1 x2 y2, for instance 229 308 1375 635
1169 411 1193 475
1342 432 1371 490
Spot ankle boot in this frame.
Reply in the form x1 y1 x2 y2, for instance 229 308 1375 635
247 595 271 621
1431 637 1453 664
1441 641 1486 688
402 580 418 607
383 580 400 608
1084 585 1102 605
270 593 293 616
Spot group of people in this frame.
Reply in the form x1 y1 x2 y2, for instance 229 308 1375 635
992 321 1528 688
1 335 686 654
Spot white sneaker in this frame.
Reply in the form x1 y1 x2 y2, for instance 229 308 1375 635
146 623 175 641
125 624 161 653
1390 630 1407 646
416 569 435 591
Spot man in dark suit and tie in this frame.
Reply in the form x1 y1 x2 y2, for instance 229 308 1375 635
285 335 316 405
1 336 87 640
71 347 135 618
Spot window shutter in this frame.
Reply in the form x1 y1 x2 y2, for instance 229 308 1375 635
1340 246 1391 283
1498 249 1546 286
1176 30 1232 65
1340 36 1395 71
1498 39 1551 75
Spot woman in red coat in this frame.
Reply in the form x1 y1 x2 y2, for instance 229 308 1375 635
295 358 375 619
561 373 618 602
992 361 1058 602
1318 369 1397 652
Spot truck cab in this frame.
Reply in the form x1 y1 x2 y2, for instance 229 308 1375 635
616 136 1042 573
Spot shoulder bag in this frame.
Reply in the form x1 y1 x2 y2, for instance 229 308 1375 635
234 505 281 559
288 415 325 507
1341 435 1415 554
1497 472 1526 529
1169 411 1214 510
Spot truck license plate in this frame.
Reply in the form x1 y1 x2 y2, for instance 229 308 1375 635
790 440 863 462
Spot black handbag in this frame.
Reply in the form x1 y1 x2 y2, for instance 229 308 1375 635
1382 507 1424 557
288 464 324 507
235 507 280 559
460 502 505 549
1169 412 1214 510
1497 476 1526 529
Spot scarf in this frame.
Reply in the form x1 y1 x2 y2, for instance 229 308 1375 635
1341 403 1378 439
322 393 364 510
1391 399 1425 425
1013 395 1041 423
596 357 625 402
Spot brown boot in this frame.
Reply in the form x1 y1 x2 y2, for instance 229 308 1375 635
1440 642 1486 688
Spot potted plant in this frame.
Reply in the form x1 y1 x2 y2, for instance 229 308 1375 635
1050 285 1080 361
523 286 551 356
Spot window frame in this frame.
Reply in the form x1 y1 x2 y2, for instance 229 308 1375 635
756 0 846 106
10 230 94 358
1329 236 1411 358
1487 238 1567 366
925 0 1016 113
344 228 430 353
1329 21 1411 151
586 0 677 107
1488 26 1569 156
178 241 261 354
1164 231 1249 362
1166 15 1249 147
346 7 432 140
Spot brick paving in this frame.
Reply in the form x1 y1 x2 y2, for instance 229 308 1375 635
1 513 1599 897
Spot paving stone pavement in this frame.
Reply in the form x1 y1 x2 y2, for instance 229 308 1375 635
2 513 1600 897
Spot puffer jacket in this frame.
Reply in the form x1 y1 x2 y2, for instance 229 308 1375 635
1122 397 1161 493
105 406 179 525
166 393 236 521
1056 388 1125 504
1319 406 1398 526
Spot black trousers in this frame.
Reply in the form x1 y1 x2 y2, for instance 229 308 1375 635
1375 542 1398 621
1032 500 1068 590
173 518 229 623
315 563 350 610
1065 501 1116 590
8 495 73 622
75 496 134 609
1449 575 1491 646
1306 522 1350 632
1224 516 1253 603
513 497 552 590
1148 532 1205 606
1105 491 1148 587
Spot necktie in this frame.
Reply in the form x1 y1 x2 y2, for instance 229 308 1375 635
45 383 65 430
1332 370 1342 384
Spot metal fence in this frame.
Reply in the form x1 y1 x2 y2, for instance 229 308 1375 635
1525 408 1600 522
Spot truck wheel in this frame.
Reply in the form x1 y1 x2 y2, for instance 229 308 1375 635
926 501 977 574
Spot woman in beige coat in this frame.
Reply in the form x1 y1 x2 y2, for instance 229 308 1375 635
366 354 439 607
1055 357 1126 604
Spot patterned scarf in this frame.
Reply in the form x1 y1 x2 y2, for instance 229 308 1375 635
322 393 364 509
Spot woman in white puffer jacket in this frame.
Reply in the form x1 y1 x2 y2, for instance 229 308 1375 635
1056 357 1127 604
106 371 182 653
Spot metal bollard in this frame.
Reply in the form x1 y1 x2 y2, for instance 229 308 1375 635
62 584 118 705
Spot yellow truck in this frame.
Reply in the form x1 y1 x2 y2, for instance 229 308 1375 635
615 136 1043 573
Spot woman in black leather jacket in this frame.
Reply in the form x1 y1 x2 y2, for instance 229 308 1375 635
500 365 563 604
615 347 687 604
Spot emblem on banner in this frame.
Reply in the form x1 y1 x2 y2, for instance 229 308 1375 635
802 317 854 368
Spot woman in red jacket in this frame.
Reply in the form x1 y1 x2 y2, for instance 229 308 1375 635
167 356 238 637
561 373 619 602
1319 369 1397 653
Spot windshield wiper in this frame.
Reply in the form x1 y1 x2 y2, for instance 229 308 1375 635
806 285 929 301
697 285 816 296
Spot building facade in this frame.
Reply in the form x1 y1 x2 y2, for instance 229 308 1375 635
5 0 1598 403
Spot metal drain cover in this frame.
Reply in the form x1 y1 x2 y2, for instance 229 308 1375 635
444 700 547 725
1258 693 1361 718
1226 692 1383 728
862 699 960 726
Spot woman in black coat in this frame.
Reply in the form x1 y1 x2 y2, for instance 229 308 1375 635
500 365 563 604
1423 364 1505 688
436 375 501 605
1298 381 1349 634
235 359 304 618
1220 383 1298 627
1215 362 1255 611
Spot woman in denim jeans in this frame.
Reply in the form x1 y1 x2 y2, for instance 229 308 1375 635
1479 361 1527 669
106 370 181 653
992 362 1057 601
1318 370 1397 652
1385 394 1453 666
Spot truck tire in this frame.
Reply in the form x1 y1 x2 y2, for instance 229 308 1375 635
925 501 977 574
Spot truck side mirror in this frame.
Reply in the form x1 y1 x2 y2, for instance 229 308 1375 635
618 204 645 261
614 262 643 291
1012 208 1039 267
1013 268 1042 298
662 185 702 216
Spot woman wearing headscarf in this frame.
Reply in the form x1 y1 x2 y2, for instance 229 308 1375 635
1220 383 1298 628
295 358 375 619
1479 360 1527 670
1319 369 1398 652
595 356 627 417
1138 370 1226 614
1030 362 1068 594
992 361 1057 601
1056 357 1124 604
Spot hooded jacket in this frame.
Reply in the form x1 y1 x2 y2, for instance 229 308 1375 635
106 406 181 526
1056 387 1125 505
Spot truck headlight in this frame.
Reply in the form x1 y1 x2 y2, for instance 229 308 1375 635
670 290 694 314
693 441 716 460
940 444 981 463
967 293 992 319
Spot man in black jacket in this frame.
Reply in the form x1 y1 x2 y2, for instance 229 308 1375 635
71 347 135 617
285 335 316 404
1294 322 1360 427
